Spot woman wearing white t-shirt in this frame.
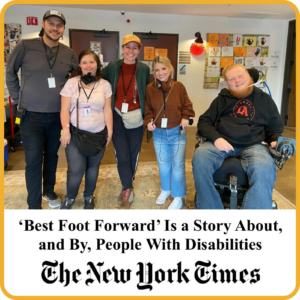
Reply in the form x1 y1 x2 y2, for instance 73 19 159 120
59 50 113 209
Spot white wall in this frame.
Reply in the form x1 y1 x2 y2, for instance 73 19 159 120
5 4 289 123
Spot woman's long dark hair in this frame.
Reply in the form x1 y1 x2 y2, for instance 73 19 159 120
71 50 104 80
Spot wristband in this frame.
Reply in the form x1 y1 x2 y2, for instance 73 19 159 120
63 124 70 129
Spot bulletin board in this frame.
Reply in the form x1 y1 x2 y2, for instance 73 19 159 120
203 33 271 89
4 23 22 64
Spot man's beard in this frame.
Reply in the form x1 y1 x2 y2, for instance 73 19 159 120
228 77 254 99
44 31 61 42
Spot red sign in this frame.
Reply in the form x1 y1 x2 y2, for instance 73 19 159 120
31 17 38 25
26 17 38 25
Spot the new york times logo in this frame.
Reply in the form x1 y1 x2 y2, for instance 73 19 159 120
41 260 260 290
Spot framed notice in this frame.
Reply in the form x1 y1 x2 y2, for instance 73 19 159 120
144 47 154 60
155 48 168 57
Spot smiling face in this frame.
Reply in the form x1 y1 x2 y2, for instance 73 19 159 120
154 62 171 82
225 66 253 98
122 42 140 64
79 54 98 76
42 16 65 44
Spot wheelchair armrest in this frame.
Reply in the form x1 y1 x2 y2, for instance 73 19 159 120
196 131 207 143
269 136 296 170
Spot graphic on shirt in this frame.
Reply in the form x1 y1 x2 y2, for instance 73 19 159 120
231 99 255 121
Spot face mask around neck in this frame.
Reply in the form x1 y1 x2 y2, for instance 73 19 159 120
81 72 97 85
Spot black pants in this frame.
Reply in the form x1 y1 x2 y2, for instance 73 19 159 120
20 112 61 209
112 109 144 191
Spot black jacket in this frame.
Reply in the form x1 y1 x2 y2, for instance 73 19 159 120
197 87 284 147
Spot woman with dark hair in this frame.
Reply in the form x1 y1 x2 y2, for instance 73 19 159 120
59 50 113 209
103 35 150 209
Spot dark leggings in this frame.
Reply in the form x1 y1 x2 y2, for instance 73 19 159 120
112 109 144 190
65 138 106 200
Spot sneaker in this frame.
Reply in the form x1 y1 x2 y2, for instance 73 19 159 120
118 190 124 205
168 197 183 210
84 197 95 209
42 192 61 208
60 198 74 209
156 190 171 205
120 188 134 209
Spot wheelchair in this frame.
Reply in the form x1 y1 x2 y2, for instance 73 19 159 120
193 67 296 209
194 134 296 209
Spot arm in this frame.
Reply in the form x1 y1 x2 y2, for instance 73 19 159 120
143 88 156 131
60 96 71 148
70 51 79 75
180 84 195 129
103 97 113 146
146 66 151 85
197 97 223 143
197 96 233 152
6 41 25 103
264 100 284 146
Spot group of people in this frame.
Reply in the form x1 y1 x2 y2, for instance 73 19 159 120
6 9 283 211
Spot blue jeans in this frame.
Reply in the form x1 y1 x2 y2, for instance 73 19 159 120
153 126 187 197
20 112 61 209
192 142 277 209
65 138 106 200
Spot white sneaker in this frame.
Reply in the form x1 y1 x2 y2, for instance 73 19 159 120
168 197 183 210
156 190 171 205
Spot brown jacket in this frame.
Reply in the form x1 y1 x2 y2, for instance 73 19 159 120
143 80 195 129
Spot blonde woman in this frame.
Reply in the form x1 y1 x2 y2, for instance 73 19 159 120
144 56 195 209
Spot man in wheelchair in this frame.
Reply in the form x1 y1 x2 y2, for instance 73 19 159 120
192 64 284 209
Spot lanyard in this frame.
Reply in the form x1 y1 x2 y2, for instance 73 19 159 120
162 90 167 117
79 81 97 102
121 64 136 103
42 39 59 77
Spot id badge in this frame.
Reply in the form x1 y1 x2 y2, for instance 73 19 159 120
48 77 56 88
121 103 129 113
84 106 91 117
161 118 168 128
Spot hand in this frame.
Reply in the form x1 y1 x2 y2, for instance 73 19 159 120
214 138 234 152
180 118 189 130
106 134 112 147
60 130 71 148
147 122 156 131
270 141 277 149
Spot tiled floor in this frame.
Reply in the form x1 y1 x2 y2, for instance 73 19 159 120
5 126 296 205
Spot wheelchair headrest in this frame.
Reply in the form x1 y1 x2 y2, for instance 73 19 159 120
247 68 259 83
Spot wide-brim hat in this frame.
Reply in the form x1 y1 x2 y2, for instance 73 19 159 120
122 34 142 48
43 9 66 25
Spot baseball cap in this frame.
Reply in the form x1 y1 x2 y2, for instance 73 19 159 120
43 10 66 24
122 34 142 48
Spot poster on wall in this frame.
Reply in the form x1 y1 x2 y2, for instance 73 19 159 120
221 47 233 57
233 34 242 46
179 64 186 75
155 48 168 57
204 33 270 89
90 41 101 54
4 23 22 63
208 47 221 57
258 35 270 47
144 47 154 60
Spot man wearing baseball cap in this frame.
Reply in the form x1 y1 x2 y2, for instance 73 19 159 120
6 9 78 209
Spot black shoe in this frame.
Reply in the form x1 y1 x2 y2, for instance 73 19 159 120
60 198 74 209
84 197 95 209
